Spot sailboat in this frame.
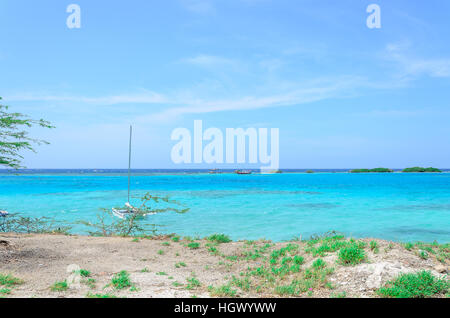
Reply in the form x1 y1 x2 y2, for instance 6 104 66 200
112 125 141 219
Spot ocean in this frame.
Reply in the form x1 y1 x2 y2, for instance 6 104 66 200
1 170 449 242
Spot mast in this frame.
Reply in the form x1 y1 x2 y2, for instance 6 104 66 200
128 125 132 203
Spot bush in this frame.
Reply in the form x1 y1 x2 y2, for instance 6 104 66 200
111 271 132 290
402 167 442 173
338 245 366 265
207 234 232 244
377 271 449 298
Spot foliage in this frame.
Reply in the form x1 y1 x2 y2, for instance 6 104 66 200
111 271 132 290
78 192 189 237
350 168 393 173
338 244 366 265
0 97 54 169
377 271 449 298
0 273 24 287
402 167 442 173
50 281 68 292
0 213 71 234
207 233 232 244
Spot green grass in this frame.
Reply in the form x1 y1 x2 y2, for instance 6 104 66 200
312 258 326 269
0 288 11 295
419 250 429 260
86 292 117 298
157 249 165 255
82 278 96 289
50 281 68 292
370 241 378 250
171 236 180 242
338 244 366 265
208 284 238 297
187 242 200 249
175 262 187 268
141 268 150 273
111 271 132 290
186 277 201 290
207 234 232 244
0 273 24 287
404 242 414 251
162 242 170 246
156 272 167 276
77 269 91 277
377 271 449 298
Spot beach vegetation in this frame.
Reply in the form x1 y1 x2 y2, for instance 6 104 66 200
82 278 96 289
187 242 200 249
338 244 366 265
0 288 11 295
77 269 91 277
208 284 238 297
162 241 170 246
0 273 24 287
207 233 232 243
175 262 187 268
86 292 117 298
402 167 442 173
377 271 449 298
156 272 167 276
157 249 165 255
350 168 393 173
186 277 201 290
111 271 132 290
0 214 71 235
0 97 54 169
141 268 149 273
50 281 68 292
171 236 180 242
78 193 189 237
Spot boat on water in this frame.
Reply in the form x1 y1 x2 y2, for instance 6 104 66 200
209 169 220 174
0 210 8 217
112 126 141 219
235 170 252 175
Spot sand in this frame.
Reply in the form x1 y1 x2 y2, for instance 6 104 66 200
0 233 448 298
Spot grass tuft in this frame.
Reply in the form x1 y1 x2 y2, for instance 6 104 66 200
377 271 449 298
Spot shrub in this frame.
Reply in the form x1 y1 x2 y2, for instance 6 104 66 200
208 234 232 244
312 258 326 269
0 274 23 287
338 245 365 265
208 284 237 297
370 241 378 250
187 242 200 249
111 271 132 290
51 281 68 292
377 271 449 298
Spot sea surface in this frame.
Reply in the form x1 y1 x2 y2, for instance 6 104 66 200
1 169 449 243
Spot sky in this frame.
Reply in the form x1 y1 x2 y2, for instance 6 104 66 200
1 0 450 169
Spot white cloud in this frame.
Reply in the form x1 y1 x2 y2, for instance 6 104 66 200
385 43 450 78
181 54 238 68
5 91 167 105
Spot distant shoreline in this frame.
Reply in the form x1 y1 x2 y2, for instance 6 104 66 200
0 168 449 176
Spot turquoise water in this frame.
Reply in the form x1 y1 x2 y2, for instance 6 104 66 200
1 172 449 243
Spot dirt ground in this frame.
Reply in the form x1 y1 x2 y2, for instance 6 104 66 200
0 233 448 298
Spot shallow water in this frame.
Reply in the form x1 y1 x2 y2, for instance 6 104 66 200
0 172 449 242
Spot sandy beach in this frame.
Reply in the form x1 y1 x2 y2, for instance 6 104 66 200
0 233 448 298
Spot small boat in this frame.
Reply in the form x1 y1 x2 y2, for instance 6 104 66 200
209 169 220 174
0 210 8 217
235 170 252 175
112 126 141 219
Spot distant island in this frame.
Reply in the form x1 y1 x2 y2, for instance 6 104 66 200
350 168 393 173
402 167 442 173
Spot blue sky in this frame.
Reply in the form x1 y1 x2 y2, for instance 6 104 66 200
1 0 449 169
